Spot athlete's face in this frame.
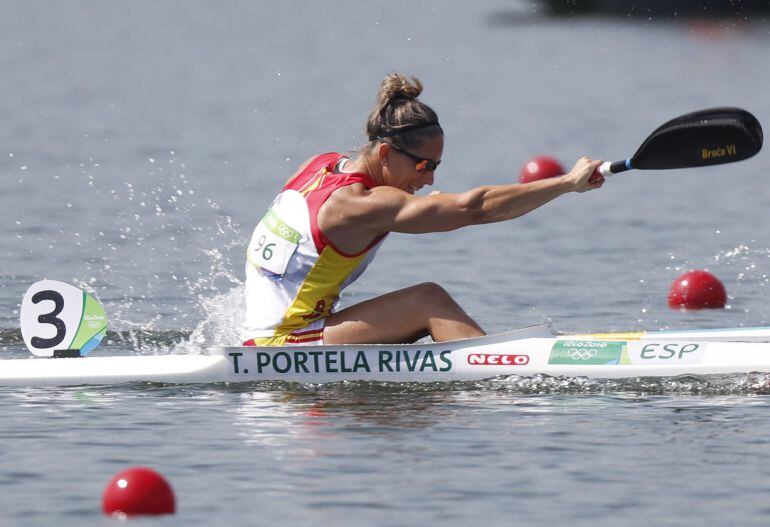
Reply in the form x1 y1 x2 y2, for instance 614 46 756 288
382 135 443 194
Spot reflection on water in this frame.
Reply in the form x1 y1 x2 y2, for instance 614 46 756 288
207 371 770 460
2 377 770 526
227 384 460 461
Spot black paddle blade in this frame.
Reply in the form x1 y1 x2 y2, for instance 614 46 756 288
631 107 763 170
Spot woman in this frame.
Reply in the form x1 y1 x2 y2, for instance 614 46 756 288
242 73 604 346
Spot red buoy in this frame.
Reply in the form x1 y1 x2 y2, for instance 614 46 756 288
668 270 727 310
102 467 176 517
519 156 564 183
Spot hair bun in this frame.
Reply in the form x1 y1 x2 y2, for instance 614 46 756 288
365 72 440 146
377 73 423 106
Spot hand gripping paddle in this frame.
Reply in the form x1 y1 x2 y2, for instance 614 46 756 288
594 107 763 180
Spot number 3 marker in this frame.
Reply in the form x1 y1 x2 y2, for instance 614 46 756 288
20 280 108 357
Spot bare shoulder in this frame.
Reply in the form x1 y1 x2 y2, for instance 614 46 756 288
331 183 408 205
322 184 474 235
324 184 410 222
313 184 402 252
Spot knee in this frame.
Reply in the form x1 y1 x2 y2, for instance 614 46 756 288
414 282 453 303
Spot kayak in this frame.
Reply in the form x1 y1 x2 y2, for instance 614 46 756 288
3 323 770 386
10 105 766 386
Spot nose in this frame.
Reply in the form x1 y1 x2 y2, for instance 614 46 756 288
423 171 435 186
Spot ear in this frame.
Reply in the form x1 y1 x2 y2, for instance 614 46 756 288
376 142 391 165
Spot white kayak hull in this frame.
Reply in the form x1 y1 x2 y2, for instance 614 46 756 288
3 324 770 386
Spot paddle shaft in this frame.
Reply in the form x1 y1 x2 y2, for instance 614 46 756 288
596 159 632 178
590 159 631 182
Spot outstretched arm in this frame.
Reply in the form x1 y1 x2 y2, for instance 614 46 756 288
330 157 604 236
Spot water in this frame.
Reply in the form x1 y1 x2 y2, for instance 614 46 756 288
2 1 770 524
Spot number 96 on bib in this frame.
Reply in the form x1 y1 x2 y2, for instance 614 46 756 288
247 209 301 276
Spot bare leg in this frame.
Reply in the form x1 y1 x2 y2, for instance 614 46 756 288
323 282 486 344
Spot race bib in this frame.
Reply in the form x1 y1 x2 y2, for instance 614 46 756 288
247 209 301 275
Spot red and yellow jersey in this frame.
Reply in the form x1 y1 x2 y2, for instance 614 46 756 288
242 153 385 345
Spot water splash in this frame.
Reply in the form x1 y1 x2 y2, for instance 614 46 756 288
4 146 250 353
31 149 247 335
633 242 770 329
181 284 246 354
713 242 770 320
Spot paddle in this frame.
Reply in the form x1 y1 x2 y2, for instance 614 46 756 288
593 107 763 181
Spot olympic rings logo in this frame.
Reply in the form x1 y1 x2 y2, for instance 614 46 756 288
271 222 297 240
567 347 598 361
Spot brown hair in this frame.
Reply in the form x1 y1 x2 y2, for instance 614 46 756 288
366 72 442 148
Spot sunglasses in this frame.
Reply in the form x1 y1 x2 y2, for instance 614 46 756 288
387 142 441 173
